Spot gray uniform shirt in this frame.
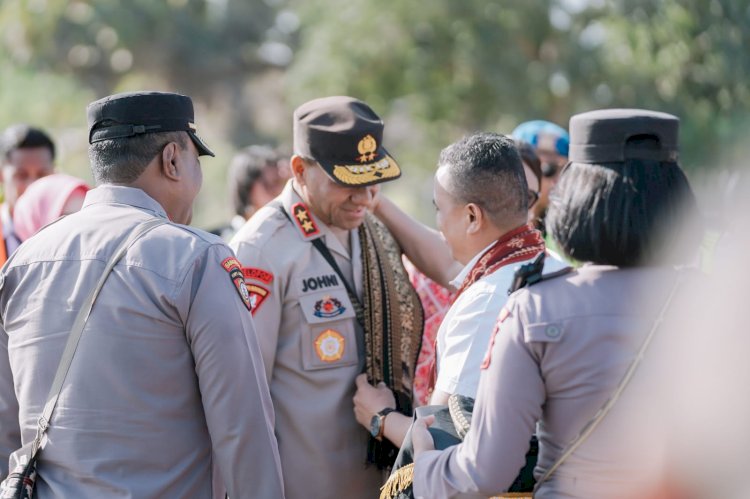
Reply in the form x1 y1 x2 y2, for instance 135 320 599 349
230 181 382 499
0 186 284 499
415 265 674 498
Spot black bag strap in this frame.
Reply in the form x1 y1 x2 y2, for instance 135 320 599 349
277 206 366 328
31 218 168 457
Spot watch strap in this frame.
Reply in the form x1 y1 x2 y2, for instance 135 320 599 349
376 407 397 440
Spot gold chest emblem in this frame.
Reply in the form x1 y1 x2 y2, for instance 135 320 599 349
357 134 378 163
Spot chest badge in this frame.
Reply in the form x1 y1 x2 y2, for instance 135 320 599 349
314 329 345 362
313 295 346 318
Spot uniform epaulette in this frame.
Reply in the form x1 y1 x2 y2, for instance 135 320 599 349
537 266 575 283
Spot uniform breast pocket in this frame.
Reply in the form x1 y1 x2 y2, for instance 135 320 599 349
298 290 359 371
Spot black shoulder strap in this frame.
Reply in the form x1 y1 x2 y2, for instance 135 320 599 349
508 251 574 295
278 206 366 328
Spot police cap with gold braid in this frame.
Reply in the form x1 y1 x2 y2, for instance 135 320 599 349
293 96 401 187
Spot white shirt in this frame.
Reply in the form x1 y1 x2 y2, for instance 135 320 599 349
435 245 567 398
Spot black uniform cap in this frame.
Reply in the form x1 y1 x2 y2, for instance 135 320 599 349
293 96 401 187
87 91 214 157
569 109 679 164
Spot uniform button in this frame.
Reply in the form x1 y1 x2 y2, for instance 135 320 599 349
545 325 561 338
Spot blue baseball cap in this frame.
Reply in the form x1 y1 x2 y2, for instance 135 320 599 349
511 120 569 158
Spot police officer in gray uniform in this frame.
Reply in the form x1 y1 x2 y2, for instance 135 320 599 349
231 96 424 499
0 92 284 498
410 109 700 498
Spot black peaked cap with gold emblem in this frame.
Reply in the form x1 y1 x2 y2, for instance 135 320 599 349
87 91 215 157
569 108 679 164
293 96 401 187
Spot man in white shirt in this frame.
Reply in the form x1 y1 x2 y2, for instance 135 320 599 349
354 132 566 446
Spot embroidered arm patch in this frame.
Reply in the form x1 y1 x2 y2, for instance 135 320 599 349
242 266 274 284
222 257 252 311
246 283 270 316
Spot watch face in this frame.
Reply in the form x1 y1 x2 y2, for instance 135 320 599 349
369 414 381 438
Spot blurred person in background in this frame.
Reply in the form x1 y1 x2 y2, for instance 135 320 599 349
511 120 569 233
0 125 55 263
13 173 91 242
210 144 290 240
515 139 544 225
410 109 700 498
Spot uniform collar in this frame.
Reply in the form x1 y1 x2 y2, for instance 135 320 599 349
82 185 169 219
280 180 353 259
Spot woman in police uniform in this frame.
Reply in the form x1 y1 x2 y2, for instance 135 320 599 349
410 109 700 499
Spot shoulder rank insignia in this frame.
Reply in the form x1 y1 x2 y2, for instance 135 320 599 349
246 283 270 316
481 307 510 370
314 295 346 318
291 202 320 237
222 257 252 311
242 266 274 285
315 329 345 362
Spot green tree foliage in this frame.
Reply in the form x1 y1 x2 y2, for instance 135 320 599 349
1 0 747 227
285 0 750 171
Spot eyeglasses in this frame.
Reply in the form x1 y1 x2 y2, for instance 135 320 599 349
528 189 540 207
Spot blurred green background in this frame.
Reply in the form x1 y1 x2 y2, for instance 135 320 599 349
1 0 748 228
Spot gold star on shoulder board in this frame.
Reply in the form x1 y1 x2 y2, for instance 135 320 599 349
302 220 315 232
295 210 309 222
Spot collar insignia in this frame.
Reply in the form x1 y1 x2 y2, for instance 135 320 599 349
291 202 320 237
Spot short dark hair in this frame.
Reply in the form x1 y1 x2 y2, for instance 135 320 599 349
1 124 56 161
438 132 528 227
88 130 188 184
547 151 698 266
228 145 282 217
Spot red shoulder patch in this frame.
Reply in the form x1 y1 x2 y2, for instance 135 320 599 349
291 202 320 237
242 266 274 284
222 257 252 311
246 283 270 316
481 307 510 370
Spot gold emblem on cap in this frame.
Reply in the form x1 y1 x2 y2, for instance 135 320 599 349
357 134 377 163
332 155 401 185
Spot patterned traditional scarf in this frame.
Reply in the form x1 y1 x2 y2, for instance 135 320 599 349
427 223 545 393
359 213 425 468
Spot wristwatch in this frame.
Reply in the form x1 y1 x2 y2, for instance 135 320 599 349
369 407 396 441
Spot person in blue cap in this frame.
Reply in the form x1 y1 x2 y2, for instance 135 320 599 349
511 120 569 230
